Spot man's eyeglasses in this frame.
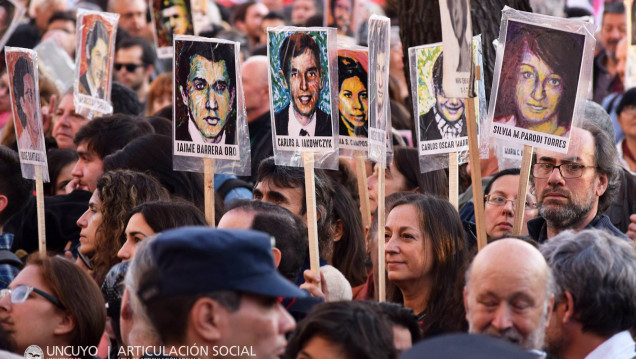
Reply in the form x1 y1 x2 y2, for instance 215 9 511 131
0 285 65 310
485 194 537 210
532 163 596 179
114 63 145 72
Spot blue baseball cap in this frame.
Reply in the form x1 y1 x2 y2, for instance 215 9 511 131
137 227 307 303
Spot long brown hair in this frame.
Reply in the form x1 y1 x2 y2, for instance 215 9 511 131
388 193 472 337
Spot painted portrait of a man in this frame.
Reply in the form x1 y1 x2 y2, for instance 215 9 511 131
328 0 354 37
153 0 193 48
175 40 237 145
79 19 110 99
13 55 42 152
493 21 584 137
420 52 467 141
273 32 332 138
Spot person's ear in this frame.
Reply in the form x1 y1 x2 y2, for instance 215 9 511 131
180 84 189 106
463 287 470 320
52 310 75 336
145 64 154 77
333 218 343 242
272 248 282 268
560 291 575 323
189 297 224 341
234 20 246 34
0 195 8 214
595 172 609 197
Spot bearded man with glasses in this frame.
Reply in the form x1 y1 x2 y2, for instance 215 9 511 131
528 118 627 242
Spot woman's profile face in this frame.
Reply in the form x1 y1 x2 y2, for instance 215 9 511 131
384 204 433 285
514 47 564 126
339 75 368 131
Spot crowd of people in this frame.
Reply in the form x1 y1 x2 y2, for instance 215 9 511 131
0 0 635 358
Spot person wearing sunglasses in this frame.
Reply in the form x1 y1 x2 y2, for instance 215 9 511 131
114 37 156 109
0 255 105 356
483 168 538 240
528 118 627 243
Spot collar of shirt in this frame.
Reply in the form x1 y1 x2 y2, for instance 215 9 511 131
0 233 14 251
288 106 317 136
433 105 464 138
584 330 636 359
188 117 226 144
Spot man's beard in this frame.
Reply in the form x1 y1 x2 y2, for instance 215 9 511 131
539 186 595 231
468 303 549 351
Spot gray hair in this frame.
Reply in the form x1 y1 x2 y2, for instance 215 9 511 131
582 101 615 141
540 229 636 336
578 120 620 213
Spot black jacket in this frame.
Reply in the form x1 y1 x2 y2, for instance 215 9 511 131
274 104 332 136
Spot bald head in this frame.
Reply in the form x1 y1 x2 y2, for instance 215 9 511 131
241 55 271 121
464 239 553 351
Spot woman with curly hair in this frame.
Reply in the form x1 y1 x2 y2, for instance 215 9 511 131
76 170 169 283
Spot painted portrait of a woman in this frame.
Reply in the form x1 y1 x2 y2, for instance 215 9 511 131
338 56 368 137
493 22 584 137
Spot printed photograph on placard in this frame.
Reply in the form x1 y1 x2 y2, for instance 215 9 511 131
367 15 391 164
338 47 368 151
151 0 193 57
74 10 118 116
490 19 587 152
412 43 477 156
173 37 240 160
326 0 356 37
77 15 114 100
7 50 46 166
440 0 472 97
0 0 24 50
268 28 335 152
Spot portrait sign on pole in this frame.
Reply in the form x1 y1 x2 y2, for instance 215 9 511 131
267 26 339 169
74 9 119 118
151 0 194 58
7 47 49 180
367 15 392 168
173 35 251 175
7 47 49 254
487 8 595 153
337 45 369 154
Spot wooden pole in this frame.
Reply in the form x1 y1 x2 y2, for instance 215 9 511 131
204 158 215 227
377 163 386 302
302 152 321 279
35 166 46 255
465 97 487 250
355 152 372 229
513 145 534 235
449 152 459 210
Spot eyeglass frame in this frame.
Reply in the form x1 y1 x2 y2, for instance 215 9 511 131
0 285 66 310
484 194 537 210
531 162 597 179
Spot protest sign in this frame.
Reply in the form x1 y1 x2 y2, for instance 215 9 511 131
0 0 25 50
439 0 473 98
488 8 596 236
7 47 48 254
151 0 194 58
325 0 357 39
267 27 339 170
172 35 251 224
74 10 118 118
